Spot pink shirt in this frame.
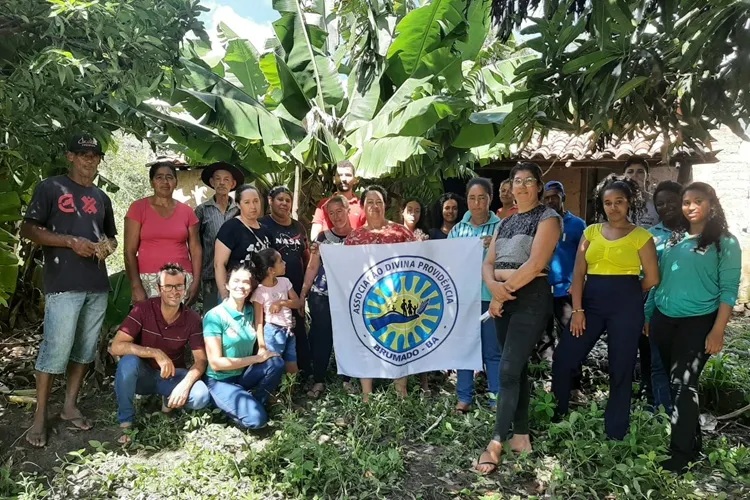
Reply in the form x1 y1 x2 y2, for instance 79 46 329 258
126 198 198 273
251 277 294 328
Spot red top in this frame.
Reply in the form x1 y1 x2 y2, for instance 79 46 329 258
344 222 416 246
496 205 518 219
126 198 199 273
312 194 364 232
118 298 204 370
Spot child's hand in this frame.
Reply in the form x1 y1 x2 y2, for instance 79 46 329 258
269 301 282 314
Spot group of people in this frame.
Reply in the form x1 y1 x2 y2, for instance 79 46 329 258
21 134 741 477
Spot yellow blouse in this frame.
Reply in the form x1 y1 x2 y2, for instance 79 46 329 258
584 224 652 275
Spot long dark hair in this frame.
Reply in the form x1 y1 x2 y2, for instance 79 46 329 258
250 248 281 283
432 192 467 228
593 174 645 223
401 197 429 233
669 182 730 252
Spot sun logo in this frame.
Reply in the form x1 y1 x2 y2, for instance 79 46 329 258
349 256 458 366
363 271 443 353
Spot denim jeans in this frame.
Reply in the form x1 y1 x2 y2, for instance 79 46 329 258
114 355 211 424
36 291 108 374
264 323 297 362
456 301 501 406
650 334 672 414
206 357 285 429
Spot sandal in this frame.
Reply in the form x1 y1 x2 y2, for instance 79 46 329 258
475 448 499 474
118 425 133 445
455 402 472 414
307 383 325 399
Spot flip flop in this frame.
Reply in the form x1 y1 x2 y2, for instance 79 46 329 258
307 384 325 399
60 414 93 431
455 403 472 414
475 449 499 474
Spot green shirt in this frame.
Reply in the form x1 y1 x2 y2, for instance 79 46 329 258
203 301 257 380
646 233 741 322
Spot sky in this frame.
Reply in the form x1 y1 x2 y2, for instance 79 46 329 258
200 0 279 52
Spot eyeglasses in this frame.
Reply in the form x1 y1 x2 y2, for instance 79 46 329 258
159 284 186 292
513 178 538 187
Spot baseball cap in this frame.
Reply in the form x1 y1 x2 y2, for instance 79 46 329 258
544 181 565 196
68 133 104 156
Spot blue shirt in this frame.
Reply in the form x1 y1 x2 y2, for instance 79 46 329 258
448 211 502 301
548 211 585 297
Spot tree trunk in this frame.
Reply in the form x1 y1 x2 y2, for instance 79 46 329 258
677 160 693 185
292 161 301 219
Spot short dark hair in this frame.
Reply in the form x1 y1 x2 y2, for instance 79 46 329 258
624 157 650 173
236 184 262 201
336 160 355 175
401 197 429 232
466 177 493 198
360 185 388 206
509 162 545 200
227 261 254 279
149 162 177 180
653 180 682 202
158 263 186 286
269 185 292 201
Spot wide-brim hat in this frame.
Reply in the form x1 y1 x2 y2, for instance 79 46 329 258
200 161 245 187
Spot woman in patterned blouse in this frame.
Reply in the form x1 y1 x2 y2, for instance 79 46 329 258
345 185 416 401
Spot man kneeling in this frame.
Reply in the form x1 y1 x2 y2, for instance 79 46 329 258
111 263 210 443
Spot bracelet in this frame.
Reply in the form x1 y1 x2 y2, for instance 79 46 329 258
571 309 584 314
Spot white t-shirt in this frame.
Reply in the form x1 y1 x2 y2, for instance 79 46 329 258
251 277 294 328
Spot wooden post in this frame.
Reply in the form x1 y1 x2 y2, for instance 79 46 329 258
677 159 693 185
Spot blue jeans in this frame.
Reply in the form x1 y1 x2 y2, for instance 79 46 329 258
456 301 502 406
36 291 108 374
114 355 211 424
206 357 285 429
650 334 672 414
264 323 297 362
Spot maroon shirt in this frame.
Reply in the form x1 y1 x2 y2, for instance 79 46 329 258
118 298 204 370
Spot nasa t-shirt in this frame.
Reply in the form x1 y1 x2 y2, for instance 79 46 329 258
24 175 116 294
215 218 271 271
259 215 308 294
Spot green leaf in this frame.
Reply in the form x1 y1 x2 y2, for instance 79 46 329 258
222 34 269 99
386 0 467 86
356 137 424 177
562 51 617 74
456 0 491 62
614 76 650 100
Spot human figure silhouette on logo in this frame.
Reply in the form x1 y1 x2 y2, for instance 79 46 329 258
400 300 408 315
407 300 415 316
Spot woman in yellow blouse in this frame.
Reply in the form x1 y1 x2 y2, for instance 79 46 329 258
552 175 659 440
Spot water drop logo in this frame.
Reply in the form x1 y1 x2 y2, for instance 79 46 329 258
349 256 458 366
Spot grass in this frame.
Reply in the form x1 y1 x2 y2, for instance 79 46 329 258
3 322 750 499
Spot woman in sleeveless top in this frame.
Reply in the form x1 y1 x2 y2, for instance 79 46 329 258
475 163 561 474
552 175 659 441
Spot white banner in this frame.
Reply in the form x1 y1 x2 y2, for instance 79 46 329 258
320 238 483 379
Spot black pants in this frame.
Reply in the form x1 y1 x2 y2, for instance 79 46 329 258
541 295 583 390
638 331 653 402
293 309 312 374
650 308 716 465
308 293 334 383
492 277 551 442
552 275 644 440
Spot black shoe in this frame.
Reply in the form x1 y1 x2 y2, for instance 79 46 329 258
660 457 688 475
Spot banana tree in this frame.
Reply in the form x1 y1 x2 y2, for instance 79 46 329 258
140 0 529 219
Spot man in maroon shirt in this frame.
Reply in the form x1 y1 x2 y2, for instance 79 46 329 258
111 263 209 443
310 160 364 241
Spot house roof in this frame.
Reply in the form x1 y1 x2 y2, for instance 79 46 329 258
512 130 718 165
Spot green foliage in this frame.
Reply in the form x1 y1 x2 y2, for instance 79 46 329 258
0 0 207 313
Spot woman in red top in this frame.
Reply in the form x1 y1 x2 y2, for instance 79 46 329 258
345 185 415 401
125 159 202 304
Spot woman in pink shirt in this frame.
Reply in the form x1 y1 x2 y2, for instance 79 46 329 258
125 159 202 304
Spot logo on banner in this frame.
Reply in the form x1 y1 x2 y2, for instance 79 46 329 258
349 256 458 366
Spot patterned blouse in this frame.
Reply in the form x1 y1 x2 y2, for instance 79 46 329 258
412 228 429 241
344 222 416 246
494 204 562 272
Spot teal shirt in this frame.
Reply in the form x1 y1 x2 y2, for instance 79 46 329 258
646 233 742 322
203 301 257 380
448 211 502 302
649 222 672 261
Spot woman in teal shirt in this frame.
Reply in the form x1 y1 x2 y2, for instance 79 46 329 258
647 182 741 474
203 263 285 429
